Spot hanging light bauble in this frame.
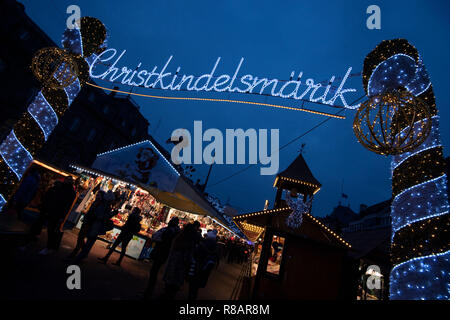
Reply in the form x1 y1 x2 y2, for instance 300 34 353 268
353 89 431 155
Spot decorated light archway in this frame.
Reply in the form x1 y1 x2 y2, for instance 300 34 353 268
0 15 448 300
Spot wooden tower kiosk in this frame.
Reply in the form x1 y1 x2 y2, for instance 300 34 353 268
233 154 356 299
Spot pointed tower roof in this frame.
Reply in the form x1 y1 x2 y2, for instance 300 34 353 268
273 154 321 195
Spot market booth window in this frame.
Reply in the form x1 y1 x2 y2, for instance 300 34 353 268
266 235 285 276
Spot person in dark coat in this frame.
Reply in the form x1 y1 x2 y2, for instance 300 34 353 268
161 223 198 299
144 216 180 299
71 191 115 264
66 191 105 259
192 220 204 244
38 176 76 255
10 168 41 220
188 230 219 300
98 207 142 266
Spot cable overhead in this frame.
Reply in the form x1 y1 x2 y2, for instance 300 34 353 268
207 94 366 188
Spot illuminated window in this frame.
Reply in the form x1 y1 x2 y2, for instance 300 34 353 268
266 235 285 276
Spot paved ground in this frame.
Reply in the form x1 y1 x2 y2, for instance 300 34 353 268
0 228 244 300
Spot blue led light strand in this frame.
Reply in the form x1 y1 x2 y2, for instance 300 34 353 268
0 194 6 210
390 251 450 300
96 140 180 176
27 92 59 141
368 54 431 97
391 116 441 171
391 174 449 233
0 131 34 179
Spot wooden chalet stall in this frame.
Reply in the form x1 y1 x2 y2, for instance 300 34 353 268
234 154 357 300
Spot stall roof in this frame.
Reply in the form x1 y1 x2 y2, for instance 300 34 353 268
70 140 241 236
273 154 321 194
233 207 352 249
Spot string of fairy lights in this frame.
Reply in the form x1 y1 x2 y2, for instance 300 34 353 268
85 82 346 119
233 206 352 248
363 39 449 300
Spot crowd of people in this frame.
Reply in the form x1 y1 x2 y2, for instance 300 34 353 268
6 173 251 300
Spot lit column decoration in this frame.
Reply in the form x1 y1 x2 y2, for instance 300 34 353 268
0 17 107 211
361 39 449 300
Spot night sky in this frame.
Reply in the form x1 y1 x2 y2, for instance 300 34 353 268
20 0 450 216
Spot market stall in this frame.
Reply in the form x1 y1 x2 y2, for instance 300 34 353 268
8 159 78 220
69 139 239 259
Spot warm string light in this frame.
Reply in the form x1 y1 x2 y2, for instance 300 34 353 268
391 213 449 263
85 82 346 119
362 39 419 92
353 90 431 156
278 176 321 190
236 221 265 242
391 116 441 171
233 207 351 248
391 174 449 233
392 147 445 196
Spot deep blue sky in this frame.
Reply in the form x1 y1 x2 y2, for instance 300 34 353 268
21 0 450 216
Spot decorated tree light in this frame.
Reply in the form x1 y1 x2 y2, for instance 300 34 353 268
0 17 107 211
357 39 449 300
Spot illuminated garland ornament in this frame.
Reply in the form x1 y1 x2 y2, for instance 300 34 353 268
353 90 431 155
0 17 107 211
362 39 449 300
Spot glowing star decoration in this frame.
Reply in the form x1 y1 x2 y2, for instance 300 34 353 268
285 191 312 229
353 90 431 155
0 17 108 211
89 49 362 110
